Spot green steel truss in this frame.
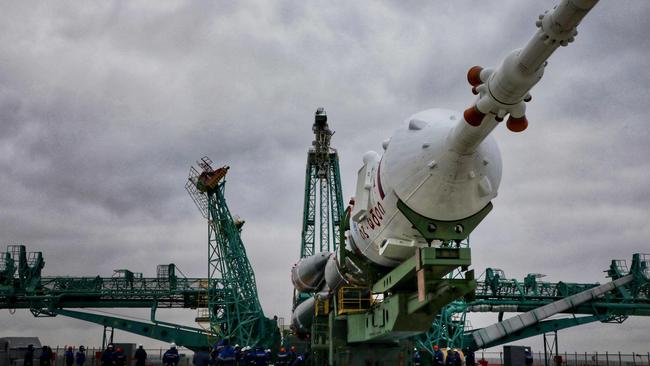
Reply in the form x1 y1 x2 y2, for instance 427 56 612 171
51 309 212 349
0 245 206 312
417 253 650 352
186 157 279 348
0 244 215 349
1 159 281 348
300 108 344 258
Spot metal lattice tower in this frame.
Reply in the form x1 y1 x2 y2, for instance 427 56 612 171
186 157 277 347
300 108 344 258
416 254 650 353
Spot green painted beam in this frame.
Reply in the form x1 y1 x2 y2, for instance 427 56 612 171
465 316 601 351
467 300 650 316
53 309 211 350
373 248 472 293
348 247 475 343
347 293 436 342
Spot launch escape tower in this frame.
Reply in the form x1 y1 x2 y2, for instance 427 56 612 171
186 157 278 348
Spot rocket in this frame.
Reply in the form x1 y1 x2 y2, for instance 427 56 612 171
291 0 599 333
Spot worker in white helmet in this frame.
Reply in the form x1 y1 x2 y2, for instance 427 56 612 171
162 344 179 366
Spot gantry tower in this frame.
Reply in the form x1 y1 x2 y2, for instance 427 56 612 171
300 108 344 258
186 157 278 347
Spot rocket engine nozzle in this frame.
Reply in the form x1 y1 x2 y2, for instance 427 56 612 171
506 115 528 132
467 66 484 87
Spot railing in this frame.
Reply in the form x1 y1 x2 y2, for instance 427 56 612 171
2 348 195 366
336 286 371 315
7 348 650 366
314 297 330 317
473 350 650 366
311 318 330 349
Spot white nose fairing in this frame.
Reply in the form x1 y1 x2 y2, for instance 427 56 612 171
349 108 502 267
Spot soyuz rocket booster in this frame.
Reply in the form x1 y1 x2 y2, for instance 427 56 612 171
291 0 599 332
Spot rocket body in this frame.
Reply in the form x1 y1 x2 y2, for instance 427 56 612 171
348 109 502 267
290 0 600 334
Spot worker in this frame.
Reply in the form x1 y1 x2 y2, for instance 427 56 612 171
253 347 268 366
288 346 297 364
101 344 115 366
412 348 422 366
243 346 256 366
216 342 237 366
39 346 52 366
134 345 147 366
454 349 463 366
445 349 453 366
24 344 35 366
524 348 534 366
233 345 241 366
464 347 475 366
276 347 289 366
289 352 308 366
162 344 180 366
75 346 86 366
210 344 219 365
432 345 444 366
211 339 225 365
446 349 463 366
65 346 75 366
192 346 210 366
114 348 127 366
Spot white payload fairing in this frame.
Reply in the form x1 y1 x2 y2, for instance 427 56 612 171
292 0 600 332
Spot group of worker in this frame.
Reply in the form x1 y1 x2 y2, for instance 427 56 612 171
24 341 309 366
25 341 484 366
102 343 156 366
100 344 135 366
412 345 476 366
23 345 87 366
191 340 307 366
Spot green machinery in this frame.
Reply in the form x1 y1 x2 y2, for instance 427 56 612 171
0 244 213 348
295 111 476 364
294 113 650 364
186 157 279 348
417 253 650 353
0 157 280 349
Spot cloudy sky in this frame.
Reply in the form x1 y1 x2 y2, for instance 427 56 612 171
1 0 649 353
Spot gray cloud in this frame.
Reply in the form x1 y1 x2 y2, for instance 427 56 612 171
1 0 649 352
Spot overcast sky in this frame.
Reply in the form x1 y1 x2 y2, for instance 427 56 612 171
1 0 649 354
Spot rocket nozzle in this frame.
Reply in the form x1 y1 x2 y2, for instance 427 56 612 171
463 105 485 127
467 66 484 87
506 115 528 132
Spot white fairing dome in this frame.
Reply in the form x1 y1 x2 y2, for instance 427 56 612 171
382 108 502 221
